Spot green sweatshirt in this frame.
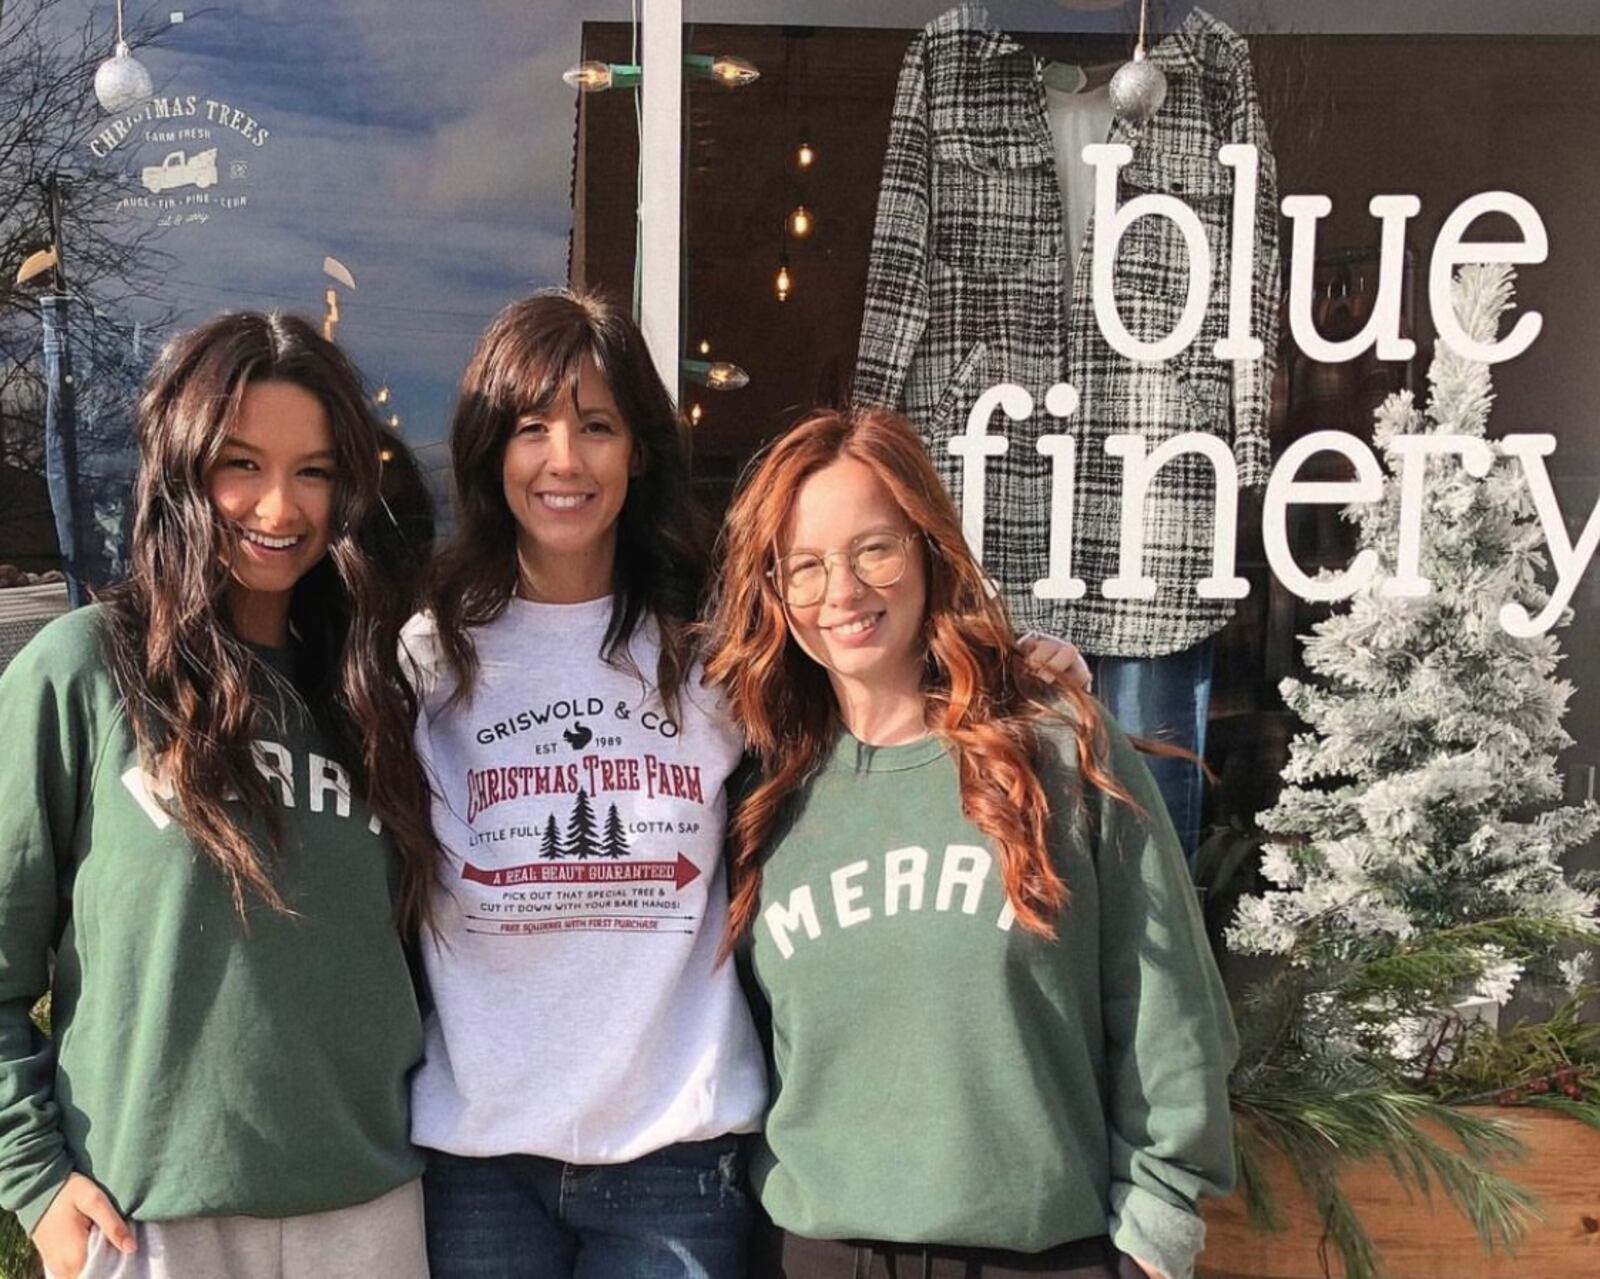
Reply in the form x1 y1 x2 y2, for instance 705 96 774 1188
744 717 1238 1279
0 606 423 1232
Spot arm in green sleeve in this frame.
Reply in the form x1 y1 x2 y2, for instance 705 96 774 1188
1094 725 1239 1279
0 633 93 1232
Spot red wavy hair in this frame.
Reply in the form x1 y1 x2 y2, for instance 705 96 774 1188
702 406 1137 947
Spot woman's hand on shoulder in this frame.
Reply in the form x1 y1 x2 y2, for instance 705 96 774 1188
1018 631 1092 693
30 1172 136 1279
1123 1256 1169 1279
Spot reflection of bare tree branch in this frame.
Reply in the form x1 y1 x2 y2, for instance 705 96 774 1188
1 0 177 513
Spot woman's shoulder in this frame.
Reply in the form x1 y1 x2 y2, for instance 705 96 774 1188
2 603 115 686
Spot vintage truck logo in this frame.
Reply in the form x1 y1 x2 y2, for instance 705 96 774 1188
140 147 219 194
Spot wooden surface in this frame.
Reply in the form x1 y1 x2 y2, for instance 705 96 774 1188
1198 1111 1600 1278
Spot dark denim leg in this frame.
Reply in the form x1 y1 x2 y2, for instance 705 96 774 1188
423 1148 576 1279
1090 638 1215 866
567 1137 752 1279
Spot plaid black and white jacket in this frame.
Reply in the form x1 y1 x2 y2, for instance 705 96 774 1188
852 5 1280 657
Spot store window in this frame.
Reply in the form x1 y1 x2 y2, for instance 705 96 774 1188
2 0 632 629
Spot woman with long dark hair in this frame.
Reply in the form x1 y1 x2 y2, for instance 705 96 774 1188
702 407 1237 1279
0 312 439 1279
405 289 766 1279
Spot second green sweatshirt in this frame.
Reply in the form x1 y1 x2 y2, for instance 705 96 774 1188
744 716 1238 1279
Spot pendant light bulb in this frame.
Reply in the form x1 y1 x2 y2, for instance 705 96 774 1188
796 141 816 169
775 261 792 303
787 205 815 239
689 403 704 425
563 60 615 92
709 55 760 87
698 338 711 355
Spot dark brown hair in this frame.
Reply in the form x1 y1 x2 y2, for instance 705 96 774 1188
424 289 705 713
702 407 1136 945
100 311 441 931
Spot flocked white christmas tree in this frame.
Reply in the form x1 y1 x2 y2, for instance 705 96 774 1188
1229 263 1599 1017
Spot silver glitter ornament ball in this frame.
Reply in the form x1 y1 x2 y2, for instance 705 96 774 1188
1109 52 1168 125
94 42 153 114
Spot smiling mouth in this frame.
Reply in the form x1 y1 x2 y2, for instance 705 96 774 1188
239 528 304 551
827 612 884 638
538 493 595 510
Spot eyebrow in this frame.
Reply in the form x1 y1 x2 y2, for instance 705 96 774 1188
220 437 338 462
782 525 906 555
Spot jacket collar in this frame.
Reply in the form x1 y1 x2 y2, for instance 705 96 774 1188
955 2 1213 78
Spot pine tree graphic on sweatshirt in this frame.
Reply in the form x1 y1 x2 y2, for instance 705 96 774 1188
602 804 629 859
565 788 599 860
539 814 562 861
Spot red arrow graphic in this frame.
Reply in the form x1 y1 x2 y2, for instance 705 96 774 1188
462 854 701 892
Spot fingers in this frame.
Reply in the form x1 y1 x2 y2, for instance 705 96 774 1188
76 1183 137 1255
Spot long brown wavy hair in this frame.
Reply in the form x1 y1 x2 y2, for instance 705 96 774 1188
99 312 441 931
703 406 1137 944
424 290 705 713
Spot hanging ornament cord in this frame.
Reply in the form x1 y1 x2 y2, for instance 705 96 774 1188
1136 0 1148 56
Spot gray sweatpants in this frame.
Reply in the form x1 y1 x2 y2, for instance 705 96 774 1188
59 1179 427 1279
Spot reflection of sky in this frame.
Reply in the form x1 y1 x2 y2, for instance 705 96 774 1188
59 0 634 485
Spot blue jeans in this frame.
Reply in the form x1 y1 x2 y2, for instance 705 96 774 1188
1089 639 1214 866
422 1138 751 1279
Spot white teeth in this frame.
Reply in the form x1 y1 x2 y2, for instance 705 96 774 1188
834 615 879 637
541 493 591 510
241 529 301 550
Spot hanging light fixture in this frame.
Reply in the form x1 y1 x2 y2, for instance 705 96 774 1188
698 338 711 355
775 251 792 303
795 140 816 170
95 0 154 114
786 205 815 239
688 403 703 425
374 385 391 405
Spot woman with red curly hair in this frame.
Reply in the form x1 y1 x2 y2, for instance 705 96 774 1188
703 407 1237 1279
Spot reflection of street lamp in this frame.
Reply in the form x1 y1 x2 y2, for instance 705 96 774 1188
321 256 355 342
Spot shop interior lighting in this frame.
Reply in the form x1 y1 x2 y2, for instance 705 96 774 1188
563 54 759 93
787 205 815 239
95 0 154 113
775 253 792 303
688 403 703 425
698 338 712 355
682 359 750 391
796 141 816 169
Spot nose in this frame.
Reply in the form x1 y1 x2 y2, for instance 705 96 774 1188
546 423 581 475
256 476 298 528
821 552 863 607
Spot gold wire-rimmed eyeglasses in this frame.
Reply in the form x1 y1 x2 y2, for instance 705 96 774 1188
767 532 920 607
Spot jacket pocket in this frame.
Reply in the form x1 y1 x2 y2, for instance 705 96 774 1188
1113 148 1231 300
927 339 992 438
930 132 1053 274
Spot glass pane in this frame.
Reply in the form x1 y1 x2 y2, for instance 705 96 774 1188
1 0 638 614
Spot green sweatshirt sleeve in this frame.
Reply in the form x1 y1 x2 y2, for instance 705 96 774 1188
1093 724 1238 1279
0 621 104 1232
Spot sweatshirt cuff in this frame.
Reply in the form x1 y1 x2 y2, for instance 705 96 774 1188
10 1154 74 1235
1108 1180 1205 1279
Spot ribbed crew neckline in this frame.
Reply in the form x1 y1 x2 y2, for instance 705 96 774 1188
823 728 949 775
